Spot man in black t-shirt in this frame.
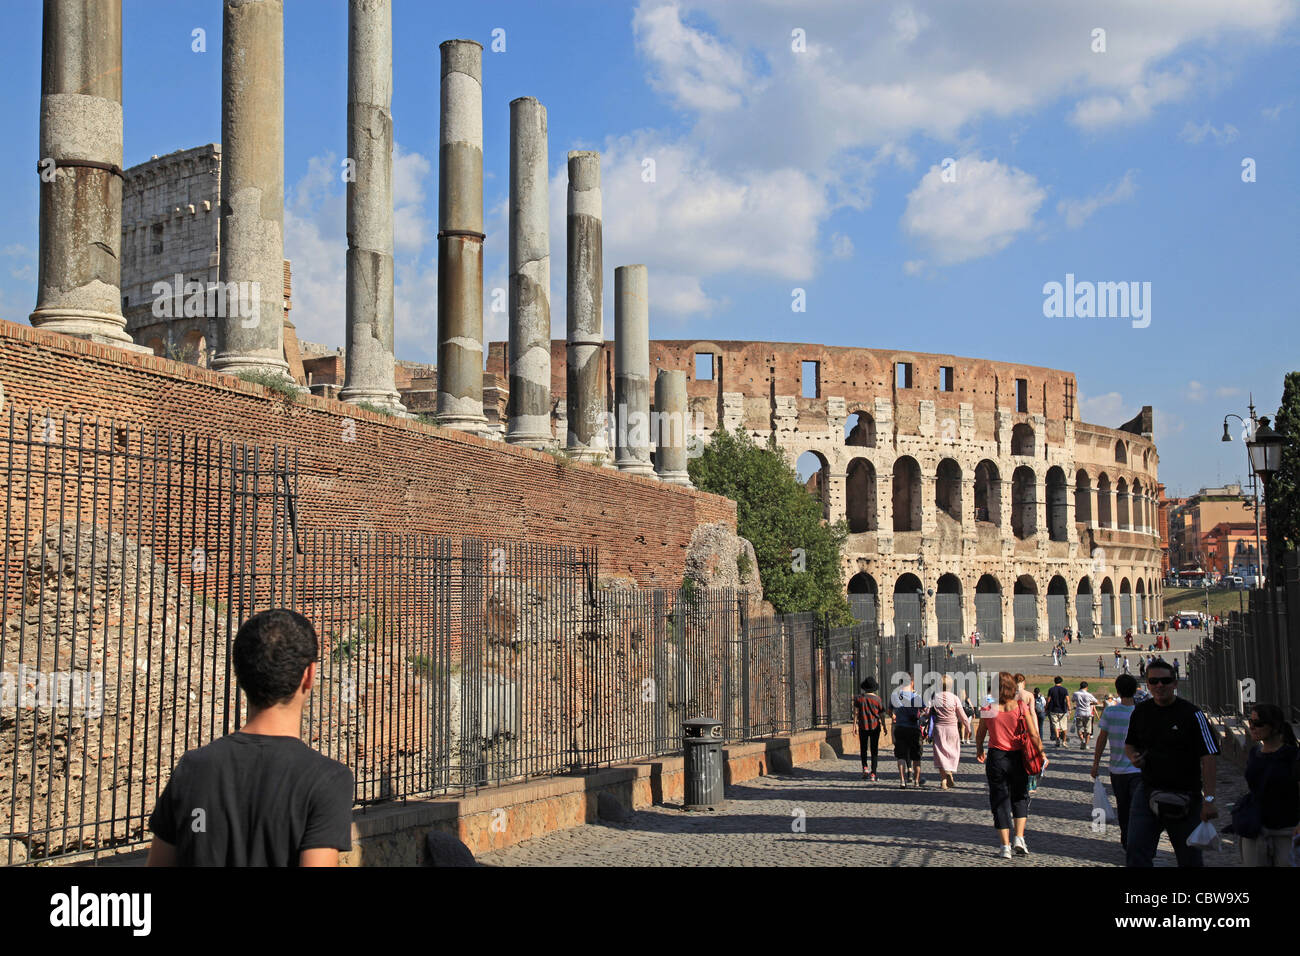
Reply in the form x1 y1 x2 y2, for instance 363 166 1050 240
147 609 355 867
1045 676 1070 748
1123 659 1219 867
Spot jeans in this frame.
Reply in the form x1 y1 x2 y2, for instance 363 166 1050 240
986 748 1030 831
1125 781 1204 867
858 727 880 773
1110 771 1141 849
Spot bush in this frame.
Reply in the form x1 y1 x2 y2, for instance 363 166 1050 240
236 369 299 403
689 427 852 625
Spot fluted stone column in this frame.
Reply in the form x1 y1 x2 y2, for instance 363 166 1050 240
566 151 607 462
341 0 405 413
436 39 487 431
31 0 143 349
654 369 692 487
506 96 551 448
614 265 653 474
212 0 291 380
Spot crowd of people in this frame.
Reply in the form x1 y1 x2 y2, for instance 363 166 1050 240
851 661 1300 866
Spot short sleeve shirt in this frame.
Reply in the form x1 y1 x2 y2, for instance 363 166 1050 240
890 689 921 728
1099 703 1139 774
1125 698 1219 792
1072 690 1098 718
1046 685 1070 714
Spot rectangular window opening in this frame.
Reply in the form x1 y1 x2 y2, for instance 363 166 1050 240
896 362 913 390
941 366 954 392
801 360 820 399
695 353 714 381
1016 378 1028 413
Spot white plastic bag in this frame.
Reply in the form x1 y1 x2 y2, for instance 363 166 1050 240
1092 777 1118 823
1187 820 1221 851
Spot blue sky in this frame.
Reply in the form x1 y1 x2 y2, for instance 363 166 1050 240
1 1 1297 496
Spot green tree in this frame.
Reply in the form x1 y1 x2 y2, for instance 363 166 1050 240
1269 371 1300 577
689 427 853 624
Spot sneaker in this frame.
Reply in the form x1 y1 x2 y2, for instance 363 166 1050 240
869 772 878 782
1013 836 1029 856
998 844 1013 859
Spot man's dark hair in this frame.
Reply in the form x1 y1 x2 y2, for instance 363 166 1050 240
232 609 318 709
1053 676 1062 684
1079 681 1088 689
1145 657 1175 679
1115 674 1137 697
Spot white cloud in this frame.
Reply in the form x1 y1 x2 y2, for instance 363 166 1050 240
1179 120 1240 144
632 2 750 113
1214 386 1242 398
1261 102 1289 120
1069 66 1198 131
901 155 1045 267
1058 169 1138 229
1184 380 1207 402
1079 391 1128 425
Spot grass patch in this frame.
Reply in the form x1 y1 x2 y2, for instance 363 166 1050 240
236 369 299 403
1163 587 1249 618
356 401 396 417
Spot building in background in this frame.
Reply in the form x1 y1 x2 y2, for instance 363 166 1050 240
1166 483 1264 576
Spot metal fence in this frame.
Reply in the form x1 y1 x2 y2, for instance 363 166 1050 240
1181 552 1300 724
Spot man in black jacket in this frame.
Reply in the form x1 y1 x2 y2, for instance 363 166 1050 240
1123 659 1219 867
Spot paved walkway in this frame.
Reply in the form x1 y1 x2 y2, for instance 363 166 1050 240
478 735 1246 867
959 627 1207 681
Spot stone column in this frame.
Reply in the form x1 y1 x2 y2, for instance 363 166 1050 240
506 96 552 448
31 0 142 349
212 0 291 380
654 369 692 487
340 0 405 413
436 39 487 431
566 151 607 462
614 264 653 474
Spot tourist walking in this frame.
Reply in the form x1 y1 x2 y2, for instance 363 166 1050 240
1097 656 1105 678
1073 681 1099 750
853 677 886 781
1052 646 1060 667
147 609 355 866
1091 674 1141 850
976 672 1046 858
890 676 924 788
960 692 976 743
925 676 971 789
1046 676 1070 747
1237 704 1300 866
1033 688 1046 741
1123 659 1220 867
1122 655 1131 676
1114 650 1122 671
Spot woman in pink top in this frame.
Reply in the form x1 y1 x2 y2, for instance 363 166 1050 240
976 671 1046 859
924 675 971 790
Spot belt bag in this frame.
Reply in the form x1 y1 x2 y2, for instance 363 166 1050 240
1148 790 1193 820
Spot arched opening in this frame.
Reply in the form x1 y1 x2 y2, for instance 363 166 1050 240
1013 575 1039 642
1100 576 1116 636
1096 473 1113 527
1046 466 1068 541
847 572 877 629
1116 477 1131 530
1074 468 1092 524
1115 439 1127 464
1076 577 1095 639
1047 575 1069 638
936 573 963 643
1136 578 1146 633
845 458 877 533
845 411 876 448
1011 423 1035 457
892 456 921 532
1120 577 1133 633
1132 480 1145 532
893 573 923 639
975 574 1003 642
935 458 962 523
1102 574 1112 634
796 451 829 520
1011 465 1037 539
974 460 1001 525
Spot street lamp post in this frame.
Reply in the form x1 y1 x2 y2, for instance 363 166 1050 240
1246 416 1285 589
1223 398 1267 588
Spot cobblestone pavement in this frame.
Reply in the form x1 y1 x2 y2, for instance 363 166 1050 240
479 736 1247 867
958 628 1207 681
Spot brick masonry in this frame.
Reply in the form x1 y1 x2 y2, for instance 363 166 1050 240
0 320 735 586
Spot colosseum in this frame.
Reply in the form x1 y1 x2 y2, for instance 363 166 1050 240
488 339 1165 645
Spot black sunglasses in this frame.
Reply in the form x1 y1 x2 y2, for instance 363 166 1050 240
1147 676 1176 686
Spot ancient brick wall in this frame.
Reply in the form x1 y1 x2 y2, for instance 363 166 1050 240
0 320 734 586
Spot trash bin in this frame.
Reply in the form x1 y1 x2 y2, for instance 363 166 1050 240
683 717 724 810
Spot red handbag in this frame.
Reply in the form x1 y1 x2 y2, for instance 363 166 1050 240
1015 704 1045 775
